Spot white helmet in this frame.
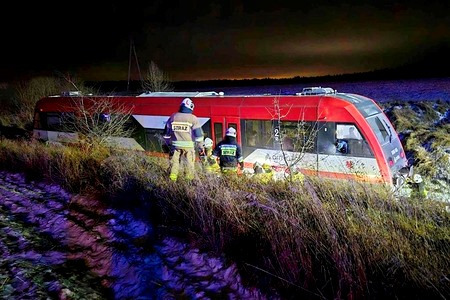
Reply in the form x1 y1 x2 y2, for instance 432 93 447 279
225 127 236 137
181 98 194 110
253 161 263 174
413 174 423 183
203 137 213 148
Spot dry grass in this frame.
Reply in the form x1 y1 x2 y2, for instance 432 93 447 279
387 100 450 180
0 138 448 299
0 139 107 193
153 173 449 299
184 178 448 299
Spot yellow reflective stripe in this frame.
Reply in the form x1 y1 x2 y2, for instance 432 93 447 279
173 140 195 148
172 121 192 126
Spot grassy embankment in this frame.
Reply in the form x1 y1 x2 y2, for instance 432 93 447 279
0 77 449 298
0 138 448 299
382 100 450 179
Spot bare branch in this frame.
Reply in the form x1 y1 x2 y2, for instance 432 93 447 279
142 61 174 92
61 97 134 149
13 77 63 125
269 96 319 180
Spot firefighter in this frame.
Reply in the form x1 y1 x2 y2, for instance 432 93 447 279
212 127 244 174
201 137 220 173
252 162 273 183
163 98 204 181
290 168 305 182
411 173 428 199
253 161 264 175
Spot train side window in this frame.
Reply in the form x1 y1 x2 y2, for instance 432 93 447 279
243 120 259 147
280 121 317 153
145 129 165 152
261 120 273 148
247 130 258 146
336 124 362 140
214 123 223 145
60 113 76 132
318 122 336 154
202 120 212 141
336 124 374 157
46 113 62 131
125 117 144 146
242 120 274 149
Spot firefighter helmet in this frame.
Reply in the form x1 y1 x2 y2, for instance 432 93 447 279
181 98 195 110
253 162 263 174
225 127 236 137
413 174 423 183
203 137 213 148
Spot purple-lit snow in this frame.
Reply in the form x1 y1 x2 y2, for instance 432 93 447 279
0 171 271 299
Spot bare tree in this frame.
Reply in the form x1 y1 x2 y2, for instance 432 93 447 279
58 72 98 96
13 77 63 126
61 97 134 149
13 74 97 127
142 61 174 92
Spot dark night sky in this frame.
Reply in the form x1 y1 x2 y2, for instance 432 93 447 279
1 0 449 82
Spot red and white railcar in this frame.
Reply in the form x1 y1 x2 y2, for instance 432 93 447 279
33 88 409 186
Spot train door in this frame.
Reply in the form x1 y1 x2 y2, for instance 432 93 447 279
211 116 241 145
225 117 240 143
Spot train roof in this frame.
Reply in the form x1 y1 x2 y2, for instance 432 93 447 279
37 87 383 118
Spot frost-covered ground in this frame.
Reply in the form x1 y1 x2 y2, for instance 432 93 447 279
0 171 271 299
182 78 450 102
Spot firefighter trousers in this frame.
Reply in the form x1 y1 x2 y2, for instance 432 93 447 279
169 148 195 181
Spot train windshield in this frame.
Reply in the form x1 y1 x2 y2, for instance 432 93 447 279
367 113 407 173
367 114 392 145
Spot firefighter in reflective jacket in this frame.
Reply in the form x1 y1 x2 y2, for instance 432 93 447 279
411 173 428 199
212 127 244 174
163 98 204 181
253 162 273 183
201 137 220 173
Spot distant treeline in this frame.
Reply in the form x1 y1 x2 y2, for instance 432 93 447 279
87 62 450 94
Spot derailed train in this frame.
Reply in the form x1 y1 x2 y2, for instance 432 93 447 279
33 87 410 187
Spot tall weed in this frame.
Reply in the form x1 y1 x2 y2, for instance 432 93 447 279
0 137 448 299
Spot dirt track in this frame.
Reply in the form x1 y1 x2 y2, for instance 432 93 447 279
0 171 270 299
